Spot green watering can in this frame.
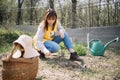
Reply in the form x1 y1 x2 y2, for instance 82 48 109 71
89 37 119 56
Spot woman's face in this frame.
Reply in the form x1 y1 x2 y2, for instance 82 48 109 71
47 17 56 26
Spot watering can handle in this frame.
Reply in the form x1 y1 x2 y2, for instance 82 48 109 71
89 39 100 43
89 39 100 48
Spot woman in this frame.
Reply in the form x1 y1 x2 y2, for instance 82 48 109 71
33 9 81 61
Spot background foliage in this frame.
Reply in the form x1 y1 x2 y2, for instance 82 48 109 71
0 0 120 28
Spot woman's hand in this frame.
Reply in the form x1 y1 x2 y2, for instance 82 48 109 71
59 29 64 38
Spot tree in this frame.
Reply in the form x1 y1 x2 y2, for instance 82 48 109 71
114 1 120 25
71 0 77 28
0 0 7 25
58 0 64 24
30 0 38 25
49 0 54 10
106 0 110 26
16 0 24 25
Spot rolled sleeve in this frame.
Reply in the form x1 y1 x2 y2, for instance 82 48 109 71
35 23 50 54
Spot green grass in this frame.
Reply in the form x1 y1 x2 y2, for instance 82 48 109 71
0 43 12 53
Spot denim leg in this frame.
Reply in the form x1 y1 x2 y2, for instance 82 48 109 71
44 41 60 53
53 32 73 49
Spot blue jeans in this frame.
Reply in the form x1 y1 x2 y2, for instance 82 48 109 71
44 32 73 53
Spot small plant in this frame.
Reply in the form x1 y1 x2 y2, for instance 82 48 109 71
57 42 68 56
59 42 65 50
74 43 86 56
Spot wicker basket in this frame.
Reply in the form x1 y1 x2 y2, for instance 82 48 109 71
2 46 39 80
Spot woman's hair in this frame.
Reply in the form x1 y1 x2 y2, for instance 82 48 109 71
44 8 57 31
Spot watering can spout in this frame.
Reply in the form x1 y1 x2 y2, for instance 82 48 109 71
104 37 119 49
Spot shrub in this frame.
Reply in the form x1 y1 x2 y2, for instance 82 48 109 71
74 43 86 56
0 29 20 46
0 27 32 53
0 28 21 53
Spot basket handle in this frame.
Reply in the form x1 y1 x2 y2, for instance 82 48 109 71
8 45 16 59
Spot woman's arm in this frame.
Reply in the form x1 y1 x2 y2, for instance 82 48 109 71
57 21 65 38
35 23 50 54
57 21 65 31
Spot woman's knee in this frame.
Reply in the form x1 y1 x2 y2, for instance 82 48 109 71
44 41 60 53
53 44 60 52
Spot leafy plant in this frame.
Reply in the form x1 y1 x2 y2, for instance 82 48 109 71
57 42 66 55
59 42 65 50
74 43 86 56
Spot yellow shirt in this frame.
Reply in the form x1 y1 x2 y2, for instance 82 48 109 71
42 23 58 42
33 20 58 51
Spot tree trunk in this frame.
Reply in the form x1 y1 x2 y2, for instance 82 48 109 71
49 0 54 10
58 0 64 24
30 0 38 25
107 0 110 26
30 0 33 25
16 0 24 25
35 10 38 24
88 0 91 27
98 0 101 26
71 0 77 28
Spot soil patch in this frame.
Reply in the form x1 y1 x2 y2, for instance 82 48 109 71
0 49 120 80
